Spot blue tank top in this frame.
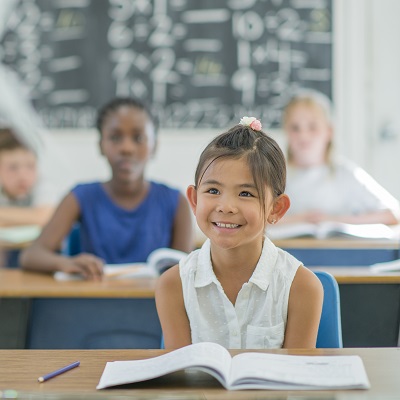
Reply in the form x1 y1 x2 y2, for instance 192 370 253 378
71 181 180 263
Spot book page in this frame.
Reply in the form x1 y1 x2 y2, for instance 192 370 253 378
147 248 187 274
0 225 41 243
97 342 232 390
54 263 156 281
370 258 400 273
229 353 370 390
318 222 396 240
267 223 316 240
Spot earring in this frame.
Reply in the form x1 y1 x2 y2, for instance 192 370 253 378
270 219 276 225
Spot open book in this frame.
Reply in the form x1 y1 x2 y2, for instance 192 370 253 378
97 342 370 391
54 247 187 280
370 258 400 273
267 222 396 240
0 225 41 244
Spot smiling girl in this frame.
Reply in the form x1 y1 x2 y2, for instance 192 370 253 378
156 117 323 349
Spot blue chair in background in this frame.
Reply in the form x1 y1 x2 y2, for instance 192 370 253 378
314 270 343 348
161 270 342 349
62 223 81 256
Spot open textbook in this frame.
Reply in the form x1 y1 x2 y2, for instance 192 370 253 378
0 225 41 244
97 342 370 391
267 221 396 240
370 258 400 273
54 247 187 281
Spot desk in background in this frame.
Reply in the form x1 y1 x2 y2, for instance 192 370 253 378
0 348 399 398
1 267 400 349
0 269 161 349
274 237 400 266
0 240 31 269
311 266 400 347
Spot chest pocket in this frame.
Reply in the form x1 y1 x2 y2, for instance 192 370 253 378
246 322 285 349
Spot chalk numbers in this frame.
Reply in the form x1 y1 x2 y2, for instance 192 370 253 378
1 0 332 129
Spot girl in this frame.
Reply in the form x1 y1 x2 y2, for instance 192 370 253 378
156 117 323 349
281 90 400 225
20 98 194 279
0 128 55 226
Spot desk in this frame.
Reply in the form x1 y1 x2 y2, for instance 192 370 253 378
0 226 39 267
0 348 399 398
0 269 161 350
0 239 32 250
274 238 400 266
1 268 399 350
0 241 30 269
311 267 400 347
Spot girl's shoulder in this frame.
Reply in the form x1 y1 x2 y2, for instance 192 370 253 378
71 181 102 194
178 247 202 277
149 181 180 197
70 182 105 203
274 245 303 282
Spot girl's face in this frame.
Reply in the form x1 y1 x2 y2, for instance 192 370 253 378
99 106 156 183
187 156 275 250
285 103 332 167
0 148 37 200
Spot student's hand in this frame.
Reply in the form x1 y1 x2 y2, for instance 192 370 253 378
304 211 331 223
62 254 104 281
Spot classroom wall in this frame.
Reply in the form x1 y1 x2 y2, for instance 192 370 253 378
38 0 400 203
51 128 286 197
3 0 400 202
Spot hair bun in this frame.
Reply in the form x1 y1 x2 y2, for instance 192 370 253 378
239 116 262 131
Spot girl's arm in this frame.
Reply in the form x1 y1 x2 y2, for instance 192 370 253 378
171 193 195 253
328 209 399 225
155 265 192 349
19 193 103 280
283 266 323 348
0 205 55 227
280 209 399 225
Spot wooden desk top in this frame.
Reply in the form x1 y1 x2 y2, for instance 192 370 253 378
0 239 32 250
1 266 400 300
0 348 398 398
310 266 400 284
273 237 400 249
0 269 157 298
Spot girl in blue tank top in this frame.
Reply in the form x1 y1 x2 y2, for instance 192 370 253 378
21 98 194 279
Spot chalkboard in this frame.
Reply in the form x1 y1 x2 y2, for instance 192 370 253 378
0 0 332 129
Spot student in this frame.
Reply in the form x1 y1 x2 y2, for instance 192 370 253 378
20 97 194 279
156 117 323 349
281 90 400 225
0 128 55 226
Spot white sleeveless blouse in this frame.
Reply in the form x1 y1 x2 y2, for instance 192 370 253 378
179 237 301 349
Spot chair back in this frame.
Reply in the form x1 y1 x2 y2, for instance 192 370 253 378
314 270 343 348
62 223 81 256
160 271 343 349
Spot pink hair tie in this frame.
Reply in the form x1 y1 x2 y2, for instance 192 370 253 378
239 116 262 131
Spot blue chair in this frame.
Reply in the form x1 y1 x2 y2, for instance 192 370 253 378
62 223 81 256
314 270 343 348
160 271 343 349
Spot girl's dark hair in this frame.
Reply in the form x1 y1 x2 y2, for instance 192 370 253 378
195 124 286 214
0 128 30 154
96 97 158 135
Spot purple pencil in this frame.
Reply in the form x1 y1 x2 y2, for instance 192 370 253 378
38 361 80 382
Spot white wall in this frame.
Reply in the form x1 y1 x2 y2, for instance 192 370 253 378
368 0 400 199
10 0 400 202
334 0 400 200
51 128 286 197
